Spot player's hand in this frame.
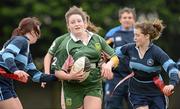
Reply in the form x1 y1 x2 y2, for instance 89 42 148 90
163 84 174 96
14 70 29 81
41 82 46 88
69 68 85 81
101 62 113 80
41 72 50 88
106 38 113 44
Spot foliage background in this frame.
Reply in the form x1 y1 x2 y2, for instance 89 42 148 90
0 0 180 109
1 0 180 59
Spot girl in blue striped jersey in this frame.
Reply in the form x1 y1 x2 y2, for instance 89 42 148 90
0 17 57 109
115 19 180 109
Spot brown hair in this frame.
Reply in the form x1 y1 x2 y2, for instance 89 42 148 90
65 6 100 33
118 7 136 20
12 17 41 38
135 19 165 41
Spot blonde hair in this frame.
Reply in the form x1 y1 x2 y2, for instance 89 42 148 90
135 19 165 41
65 6 100 33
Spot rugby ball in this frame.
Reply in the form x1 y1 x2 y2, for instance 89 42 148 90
71 56 91 82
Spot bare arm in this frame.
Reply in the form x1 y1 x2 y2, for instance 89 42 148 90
55 69 85 81
44 53 53 74
41 53 53 88
101 55 119 80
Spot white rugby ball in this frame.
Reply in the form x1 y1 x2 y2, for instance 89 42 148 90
71 56 91 82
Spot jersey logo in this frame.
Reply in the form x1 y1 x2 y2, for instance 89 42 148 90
66 97 72 106
115 36 122 42
95 43 101 51
147 59 154 66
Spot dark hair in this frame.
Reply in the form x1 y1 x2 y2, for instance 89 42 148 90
12 17 41 38
135 19 165 41
118 7 136 20
65 6 100 33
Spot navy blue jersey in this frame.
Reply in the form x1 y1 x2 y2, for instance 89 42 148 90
105 26 134 77
105 26 134 49
106 26 121 39
0 36 56 82
116 43 179 95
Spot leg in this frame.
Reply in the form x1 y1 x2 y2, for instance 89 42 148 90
103 80 110 109
129 93 150 109
105 93 124 109
84 96 102 109
0 97 23 109
63 83 84 109
0 77 22 109
149 95 166 109
136 105 149 109
124 83 133 109
83 76 102 109
105 77 127 109
125 94 133 109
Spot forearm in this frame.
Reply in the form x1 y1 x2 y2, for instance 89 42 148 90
109 55 119 68
55 70 71 80
169 72 180 86
40 73 58 82
28 69 58 82
44 53 53 74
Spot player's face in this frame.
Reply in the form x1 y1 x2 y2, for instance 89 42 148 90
67 14 87 35
134 28 148 47
29 30 39 44
119 12 135 30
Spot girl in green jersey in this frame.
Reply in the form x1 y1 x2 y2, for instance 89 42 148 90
44 6 119 109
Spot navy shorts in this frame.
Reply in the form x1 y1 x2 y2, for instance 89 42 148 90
0 75 17 101
129 93 167 109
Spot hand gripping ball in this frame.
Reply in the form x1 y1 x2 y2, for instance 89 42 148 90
71 56 91 82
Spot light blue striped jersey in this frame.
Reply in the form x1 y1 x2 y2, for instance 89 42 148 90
0 36 57 82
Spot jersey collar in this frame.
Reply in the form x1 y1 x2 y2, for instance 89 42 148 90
135 43 153 49
70 30 94 45
119 25 134 32
24 36 30 41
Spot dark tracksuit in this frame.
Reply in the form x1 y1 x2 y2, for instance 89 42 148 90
104 26 134 109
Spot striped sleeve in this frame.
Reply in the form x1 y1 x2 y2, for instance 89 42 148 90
2 37 27 72
26 53 57 82
155 46 179 86
105 26 120 39
27 69 57 82
115 43 131 57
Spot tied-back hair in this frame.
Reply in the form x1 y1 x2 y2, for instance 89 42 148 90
12 17 41 38
65 6 100 33
135 19 165 41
